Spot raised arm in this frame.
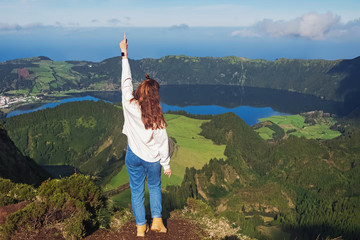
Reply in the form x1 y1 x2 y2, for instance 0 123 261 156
120 33 128 59
120 34 133 104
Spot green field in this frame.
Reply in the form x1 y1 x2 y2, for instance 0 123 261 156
111 189 132 208
256 126 275 140
164 114 226 185
256 115 341 140
106 113 227 205
261 115 306 130
104 166 129 191
23 59 81 92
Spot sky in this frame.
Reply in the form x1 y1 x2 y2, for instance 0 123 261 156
1 0 360 62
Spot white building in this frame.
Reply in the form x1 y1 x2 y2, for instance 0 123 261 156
0 96 10 108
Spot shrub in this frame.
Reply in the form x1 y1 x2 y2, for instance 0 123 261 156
0 178 36 206
0 178 15 194
0 175 105 240
9 184 36 202
110 207 134 229
96 207 112 229
178 198 242 239
1 202 48 238
186 198 215 218
0 194 15 207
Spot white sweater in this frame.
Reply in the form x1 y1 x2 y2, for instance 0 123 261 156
121 58 170 170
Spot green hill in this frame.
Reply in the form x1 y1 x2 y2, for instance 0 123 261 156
0 123 49 185
1 55 360 106
3 101 127 185
169 113 360 239
201 112 271 175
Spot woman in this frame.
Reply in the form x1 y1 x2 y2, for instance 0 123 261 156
120 34 172 237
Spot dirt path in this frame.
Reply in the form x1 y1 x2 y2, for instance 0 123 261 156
7 219 205 240
0 203 205 240
86 219 205 240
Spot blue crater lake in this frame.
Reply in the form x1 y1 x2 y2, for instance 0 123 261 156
7 85 342 125
7 94 287 126
161 104 286 125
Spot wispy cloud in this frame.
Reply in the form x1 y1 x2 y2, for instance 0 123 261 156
0 22 43 31
107 17 131 26
169 23 190 31
232 12 360 40
108 18 121 25
68 22 80 26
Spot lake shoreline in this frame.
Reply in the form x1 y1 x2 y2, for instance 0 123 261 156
3 85 348 125
5 94 289 126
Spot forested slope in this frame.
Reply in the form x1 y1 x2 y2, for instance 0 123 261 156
0 123 49 185
3 101 127 185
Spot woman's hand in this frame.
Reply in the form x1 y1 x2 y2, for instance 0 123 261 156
164 168 172 178
119 33 128 56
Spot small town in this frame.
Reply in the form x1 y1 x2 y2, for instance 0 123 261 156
0 95 41 109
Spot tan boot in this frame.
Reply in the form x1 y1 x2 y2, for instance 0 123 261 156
136 224 149 237
151 218 167 233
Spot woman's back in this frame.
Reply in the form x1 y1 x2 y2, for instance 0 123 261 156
121 52 170 170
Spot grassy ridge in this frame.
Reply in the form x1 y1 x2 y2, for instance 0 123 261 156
106 113 226 189
107 113 227 207
165 114 226 184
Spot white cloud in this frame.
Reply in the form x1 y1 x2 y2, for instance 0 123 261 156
231 12 360 40
298 13 339 39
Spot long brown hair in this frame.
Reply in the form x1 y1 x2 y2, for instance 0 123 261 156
131 74 166 130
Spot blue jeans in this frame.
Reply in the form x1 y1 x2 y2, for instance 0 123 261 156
125 145 162 226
